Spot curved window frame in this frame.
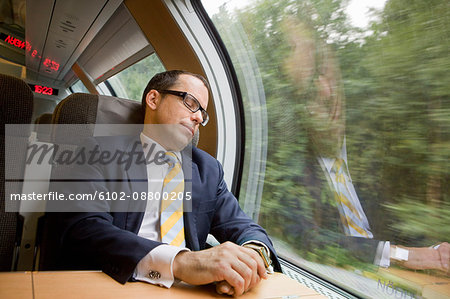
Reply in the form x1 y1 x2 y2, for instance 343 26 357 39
163 0 244 194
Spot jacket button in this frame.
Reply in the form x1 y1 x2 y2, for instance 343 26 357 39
148 271 161 279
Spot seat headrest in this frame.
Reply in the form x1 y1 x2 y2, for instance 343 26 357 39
51 93 143 144
96 94 144 124
52 93 99 125
52 93 144 125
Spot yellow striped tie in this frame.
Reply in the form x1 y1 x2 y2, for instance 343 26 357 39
160 152 185 247
332 158 371 238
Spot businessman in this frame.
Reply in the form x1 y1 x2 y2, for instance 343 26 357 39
50 70 281 296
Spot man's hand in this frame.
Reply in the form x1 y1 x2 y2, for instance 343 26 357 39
172 241 268 296
399 242 450 274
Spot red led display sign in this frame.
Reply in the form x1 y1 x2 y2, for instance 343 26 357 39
43 58 60 71
0 32 25 50
28 84 59 96
1 32 60 72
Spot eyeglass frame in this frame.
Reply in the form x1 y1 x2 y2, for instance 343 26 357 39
157 89 209 126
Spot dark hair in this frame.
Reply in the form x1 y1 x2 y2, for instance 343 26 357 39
141 70 210 115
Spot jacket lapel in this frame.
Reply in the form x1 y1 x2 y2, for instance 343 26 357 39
123 136 147 231
182 147 199 251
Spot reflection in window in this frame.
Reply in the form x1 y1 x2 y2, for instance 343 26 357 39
203 0 449 298
107 53 165 101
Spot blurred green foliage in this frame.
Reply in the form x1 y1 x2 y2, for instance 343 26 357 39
211 0 449 264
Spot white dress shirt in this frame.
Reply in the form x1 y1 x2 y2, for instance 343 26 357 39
133 133 189 287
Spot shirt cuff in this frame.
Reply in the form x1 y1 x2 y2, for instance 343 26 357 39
376 241 391 268
133 245 189 288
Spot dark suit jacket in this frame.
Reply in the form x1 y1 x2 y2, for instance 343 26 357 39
48 135 281 284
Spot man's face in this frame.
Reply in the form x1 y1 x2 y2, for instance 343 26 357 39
145 74 209 150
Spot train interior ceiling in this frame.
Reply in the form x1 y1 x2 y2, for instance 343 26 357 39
3 0 140 117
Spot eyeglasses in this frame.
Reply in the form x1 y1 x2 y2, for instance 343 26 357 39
158 89 209 126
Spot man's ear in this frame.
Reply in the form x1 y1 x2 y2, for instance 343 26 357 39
146 89 160 110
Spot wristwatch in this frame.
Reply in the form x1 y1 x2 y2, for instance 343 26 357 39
390 245 409 261
244 243 274 273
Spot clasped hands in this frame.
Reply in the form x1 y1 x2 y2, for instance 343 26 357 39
173 241 268 296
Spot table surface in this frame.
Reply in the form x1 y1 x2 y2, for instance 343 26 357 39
0 271 328 299
0 271 33 299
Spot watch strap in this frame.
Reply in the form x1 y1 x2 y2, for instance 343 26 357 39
243 243 274 273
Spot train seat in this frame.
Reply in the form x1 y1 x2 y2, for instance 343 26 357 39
0 73 34 271
39 91 200 270
39 92 144 270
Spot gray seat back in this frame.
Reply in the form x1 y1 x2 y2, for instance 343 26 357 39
0 74 33 271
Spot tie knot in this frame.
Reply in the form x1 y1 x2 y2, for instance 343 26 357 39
164 152 179 168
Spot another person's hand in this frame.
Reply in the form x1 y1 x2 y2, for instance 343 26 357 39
172 241 268 296
396 242 450 274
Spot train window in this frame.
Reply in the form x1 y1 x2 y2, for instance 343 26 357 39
107 53 165 101
96 82 112 97
202 0 449 298
71 80 89 94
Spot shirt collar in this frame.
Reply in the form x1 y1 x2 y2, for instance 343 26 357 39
140 132 182 163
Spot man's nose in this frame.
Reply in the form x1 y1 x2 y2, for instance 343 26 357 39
191 110 203 124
